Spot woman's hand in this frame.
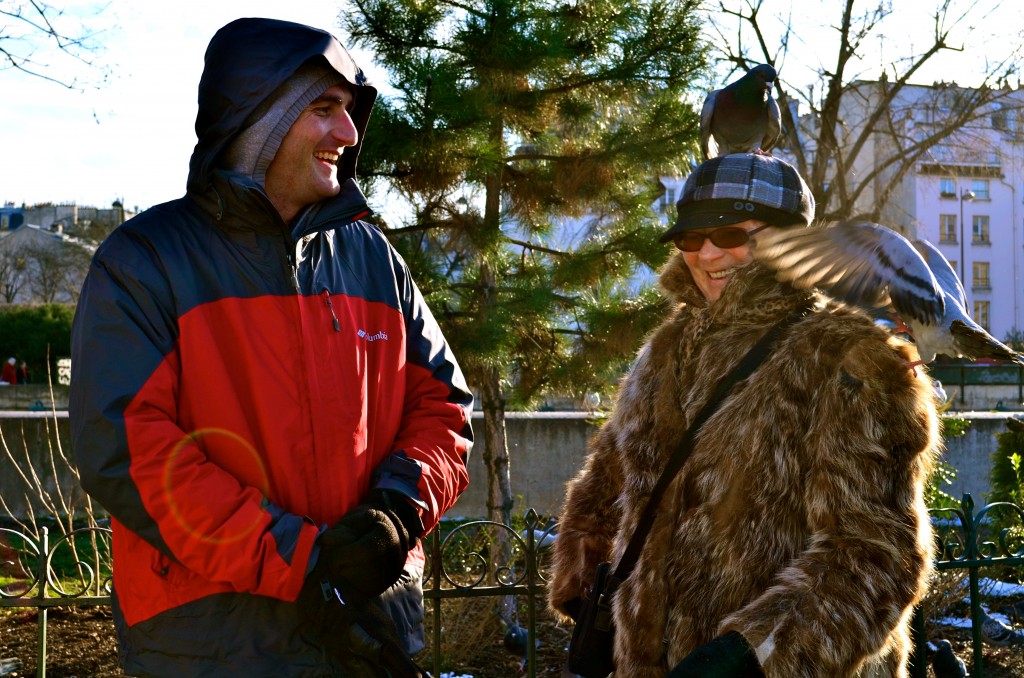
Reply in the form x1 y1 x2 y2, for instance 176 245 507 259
667 631 764 678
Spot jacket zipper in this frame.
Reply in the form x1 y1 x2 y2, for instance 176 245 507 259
288 249 300 293
294 204 373 332
321 289 341 332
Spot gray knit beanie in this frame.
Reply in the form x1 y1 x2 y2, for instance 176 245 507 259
221 58 342 185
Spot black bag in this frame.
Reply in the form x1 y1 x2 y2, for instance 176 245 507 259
567 561 618 678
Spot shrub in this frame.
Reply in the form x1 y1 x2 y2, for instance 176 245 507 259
927 416 970 511
0 303 74 379
989 418 1024 507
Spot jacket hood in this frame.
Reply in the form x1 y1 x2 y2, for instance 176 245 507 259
187 18 377 196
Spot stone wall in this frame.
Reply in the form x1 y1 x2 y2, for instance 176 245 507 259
936 412 1011 504
0 385 69 411
449 411 1011 518
448 413 597 519
0 412 85 520
0 411 1013 520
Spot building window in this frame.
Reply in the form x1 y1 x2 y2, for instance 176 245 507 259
971 179 990 199
992 106 1008 131
659 188 676 215
972 261 990 289
972 215 990 244
973 300 990 331
939 214 957 243
939 178 956 197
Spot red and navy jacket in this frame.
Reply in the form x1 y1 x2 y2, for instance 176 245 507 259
69 18 472 677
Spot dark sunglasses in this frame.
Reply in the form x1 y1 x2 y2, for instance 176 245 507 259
673 224 770 252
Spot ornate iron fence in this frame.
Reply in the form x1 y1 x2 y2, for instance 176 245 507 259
0 523 112 678
422 508 558 676
909 494 1024 678
2 498 1023 677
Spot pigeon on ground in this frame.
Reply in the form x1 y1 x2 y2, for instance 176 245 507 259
981 612 1024 646
927 639 969 678
753 220 1024 365
700 63 782 160
503 622 540 673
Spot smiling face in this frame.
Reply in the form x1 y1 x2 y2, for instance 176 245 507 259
264 82 358 222
680 219 769 302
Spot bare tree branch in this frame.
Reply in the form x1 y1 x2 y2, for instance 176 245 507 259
0 0 111 89
708 0 1024 221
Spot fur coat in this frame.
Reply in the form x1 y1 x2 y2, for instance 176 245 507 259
549 253 940 678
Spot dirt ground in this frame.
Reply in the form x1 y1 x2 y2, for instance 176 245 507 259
2 604 1024 677
0 602 572 678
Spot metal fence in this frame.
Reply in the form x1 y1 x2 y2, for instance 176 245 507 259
910 494 1024 678
1 499 1022 678
929 363 1024 408
0 523 112 678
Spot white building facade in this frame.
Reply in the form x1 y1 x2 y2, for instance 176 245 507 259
786 81 1024 343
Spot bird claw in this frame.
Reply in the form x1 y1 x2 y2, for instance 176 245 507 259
887 313 914 336
905 359 925 377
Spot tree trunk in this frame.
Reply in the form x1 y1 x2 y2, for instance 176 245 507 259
478 115 513 527
479 361 516 623
479 359 514 526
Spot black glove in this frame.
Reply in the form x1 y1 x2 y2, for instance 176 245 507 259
316 488 423 605
667 631 764 678
561 596 583 622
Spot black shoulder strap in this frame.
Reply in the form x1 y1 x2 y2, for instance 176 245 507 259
610 301 813 585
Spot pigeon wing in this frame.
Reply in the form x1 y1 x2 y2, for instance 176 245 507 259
910 239 1024 362
913 238 968 311
754 221 945 325
761 95 782 153
700 90 719 160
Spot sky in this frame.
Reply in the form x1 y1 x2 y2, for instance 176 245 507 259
1 0 372 213
1 0 1021 214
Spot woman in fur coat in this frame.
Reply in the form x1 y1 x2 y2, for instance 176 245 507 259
548 153 940 678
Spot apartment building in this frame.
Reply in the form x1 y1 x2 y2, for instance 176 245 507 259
827 81 1024 343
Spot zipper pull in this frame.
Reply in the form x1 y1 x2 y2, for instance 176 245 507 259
288 251 300 293
321 289 341 332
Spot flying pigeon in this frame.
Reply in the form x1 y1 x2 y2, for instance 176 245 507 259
700 63 782 160
752 220 1024 365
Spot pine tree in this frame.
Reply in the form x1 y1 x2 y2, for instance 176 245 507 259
344 0 708 524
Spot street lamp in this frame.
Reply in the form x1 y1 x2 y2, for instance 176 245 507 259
959 188 975 286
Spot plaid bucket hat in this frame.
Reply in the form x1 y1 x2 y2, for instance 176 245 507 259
660 153 814 242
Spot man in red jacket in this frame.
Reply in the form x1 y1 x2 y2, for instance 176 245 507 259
69 17 473 677
1 358 16 385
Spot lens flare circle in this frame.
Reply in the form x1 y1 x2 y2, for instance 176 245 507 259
163 428 270 545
